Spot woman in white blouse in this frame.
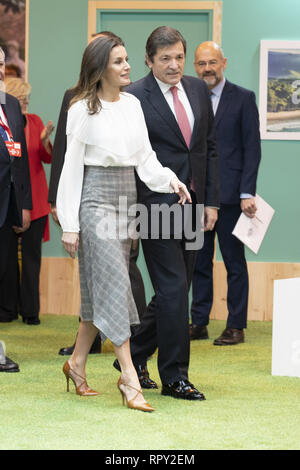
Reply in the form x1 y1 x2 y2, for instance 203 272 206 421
56 35 191 412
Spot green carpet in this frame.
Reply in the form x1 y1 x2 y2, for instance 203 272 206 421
0 315 299 450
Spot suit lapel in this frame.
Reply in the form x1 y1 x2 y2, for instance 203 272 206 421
144 73 187 147
215 80 234 127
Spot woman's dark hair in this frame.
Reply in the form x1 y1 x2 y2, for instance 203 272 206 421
91 30 121 40
70 35 124 115
146 26 186 63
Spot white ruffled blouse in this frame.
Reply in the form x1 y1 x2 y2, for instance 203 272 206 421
56 92 176 233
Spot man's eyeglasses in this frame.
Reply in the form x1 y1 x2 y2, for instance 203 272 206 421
194 60 219 67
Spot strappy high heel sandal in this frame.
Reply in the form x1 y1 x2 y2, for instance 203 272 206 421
63 360 99 396
117 377 155 412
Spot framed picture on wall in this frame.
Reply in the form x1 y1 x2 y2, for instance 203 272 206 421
0 0 27 81
259 40 300 140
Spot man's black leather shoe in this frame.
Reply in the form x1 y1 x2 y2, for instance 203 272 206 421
58 333 102 356
0 316 18 323
22 317 40 325
113 359 158 389
213 328 244 346
58 343 76 356
136 364 158 389
189 324 209 340
161 380 206 400
0 356 20 373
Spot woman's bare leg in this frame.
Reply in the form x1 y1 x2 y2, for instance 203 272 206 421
113 338 148 405
68 321 99 384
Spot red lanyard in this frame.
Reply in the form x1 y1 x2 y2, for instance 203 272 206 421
0 106 13 141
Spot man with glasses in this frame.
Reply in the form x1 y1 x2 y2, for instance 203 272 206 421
190 41 261 345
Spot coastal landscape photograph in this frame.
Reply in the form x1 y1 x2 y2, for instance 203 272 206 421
267 48 300 133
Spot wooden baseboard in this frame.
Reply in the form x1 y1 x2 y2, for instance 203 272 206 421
40 258 81 316
210 261 300 321
40 258 300 320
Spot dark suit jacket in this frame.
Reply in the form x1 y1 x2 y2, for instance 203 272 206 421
48 89 74 204
215 80 261 204
0 93 32 228
127 72 219 211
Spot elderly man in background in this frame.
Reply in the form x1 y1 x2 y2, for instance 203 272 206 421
0 47 32 372
190 41 261 345
4 77 53 326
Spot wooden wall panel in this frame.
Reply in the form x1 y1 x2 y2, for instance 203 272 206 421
40 258 81 316
40 258 300 320
210 261 300 321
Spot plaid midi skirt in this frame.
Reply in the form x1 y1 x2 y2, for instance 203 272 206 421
78 165 139 346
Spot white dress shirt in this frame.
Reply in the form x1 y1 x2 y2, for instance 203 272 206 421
56 92 176 233
154 77 195 131
210 77 226 116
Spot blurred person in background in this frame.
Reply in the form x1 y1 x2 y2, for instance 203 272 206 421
5 40 25 80
0 47 32 372
4 77 54 325
5 64 22 78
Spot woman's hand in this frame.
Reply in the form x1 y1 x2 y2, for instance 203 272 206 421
41 120 54 141
170 177 192 205
50 204 60 226
40 120 54 152
62 232 79 259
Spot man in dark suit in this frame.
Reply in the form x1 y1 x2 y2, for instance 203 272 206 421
190 41 261 345
48 33 149 384
114 27 219 401
0 47 32 372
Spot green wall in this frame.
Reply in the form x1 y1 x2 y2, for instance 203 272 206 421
221 0 300 262
98 10 211 80
28 0 300 263
28 0 88 257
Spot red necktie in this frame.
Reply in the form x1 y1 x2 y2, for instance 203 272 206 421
170 86 194 190
170 86 192 148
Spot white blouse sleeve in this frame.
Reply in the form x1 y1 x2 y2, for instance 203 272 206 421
56 133 85 233
134 101 176 193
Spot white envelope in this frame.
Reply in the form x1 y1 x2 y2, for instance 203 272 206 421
232 194 275 254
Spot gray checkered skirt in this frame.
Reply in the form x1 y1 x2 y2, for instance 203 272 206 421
78 165 139 346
